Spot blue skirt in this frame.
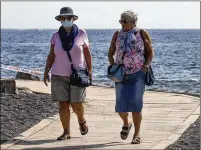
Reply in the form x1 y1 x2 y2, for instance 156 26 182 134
115 69 145 112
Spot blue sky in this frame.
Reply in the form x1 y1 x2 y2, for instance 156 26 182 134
2 1 200 29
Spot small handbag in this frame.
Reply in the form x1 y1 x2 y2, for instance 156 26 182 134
140 29 155 86
107 52 126 82
66 50 92 87
145 66 155 86
107 64 126 82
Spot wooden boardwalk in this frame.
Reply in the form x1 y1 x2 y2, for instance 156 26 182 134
1 80 200 150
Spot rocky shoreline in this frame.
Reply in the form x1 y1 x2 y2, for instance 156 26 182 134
165 116 200 150
0 89 59 144
1 89 200 150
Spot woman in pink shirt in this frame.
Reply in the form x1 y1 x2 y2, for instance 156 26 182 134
43 7 92 140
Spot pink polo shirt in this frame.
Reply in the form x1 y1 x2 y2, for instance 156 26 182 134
50 28 89 76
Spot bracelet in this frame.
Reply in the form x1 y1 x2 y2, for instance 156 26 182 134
143 64 149 69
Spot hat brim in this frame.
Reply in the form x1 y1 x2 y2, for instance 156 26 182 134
55 13 78 21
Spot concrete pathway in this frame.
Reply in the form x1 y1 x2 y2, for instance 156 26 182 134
1 80 200 150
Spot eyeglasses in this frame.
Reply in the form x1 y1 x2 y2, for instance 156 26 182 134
60 16 73 21
119 20 127 24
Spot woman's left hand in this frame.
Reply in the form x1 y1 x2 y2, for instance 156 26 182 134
142 66 148 74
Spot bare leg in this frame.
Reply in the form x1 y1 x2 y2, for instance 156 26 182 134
118 112 132 140
132 112 142 137
71 102 85 122
59 102 71 135
71 102 88 135
118 112 129 126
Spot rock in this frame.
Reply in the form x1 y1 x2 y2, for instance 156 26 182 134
15 72 40 81
0 79 16 94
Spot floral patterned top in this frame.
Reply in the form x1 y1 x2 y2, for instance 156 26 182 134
114 30 145 74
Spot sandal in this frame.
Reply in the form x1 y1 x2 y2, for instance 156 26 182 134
120 123 132 140
79 120 88 135
57 133 71 141
131 136 141 144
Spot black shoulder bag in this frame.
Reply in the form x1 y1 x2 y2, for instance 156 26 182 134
66 50 92 87
140 29 155 86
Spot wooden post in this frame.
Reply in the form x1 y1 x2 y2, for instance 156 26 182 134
0 79 16 94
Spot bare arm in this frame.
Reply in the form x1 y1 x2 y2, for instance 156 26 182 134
45 44 55 73
141 29 154 67
108 31 119 65
83 45 92 79
43 44 55 86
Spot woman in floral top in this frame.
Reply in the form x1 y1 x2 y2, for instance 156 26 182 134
108 10 154 144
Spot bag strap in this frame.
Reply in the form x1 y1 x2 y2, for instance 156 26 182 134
66 51 76 72
140 29 148 61
121 52 126 62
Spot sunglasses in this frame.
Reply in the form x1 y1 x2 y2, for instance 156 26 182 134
119 20 128 24
60 16 73 21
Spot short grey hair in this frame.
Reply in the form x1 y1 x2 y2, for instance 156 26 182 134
121 10 138 26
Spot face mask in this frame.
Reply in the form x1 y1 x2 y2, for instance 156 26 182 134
61 19 73 28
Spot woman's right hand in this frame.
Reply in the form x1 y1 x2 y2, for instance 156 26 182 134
43 71 49 86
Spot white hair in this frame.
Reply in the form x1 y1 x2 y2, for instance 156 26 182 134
121 10 138 26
